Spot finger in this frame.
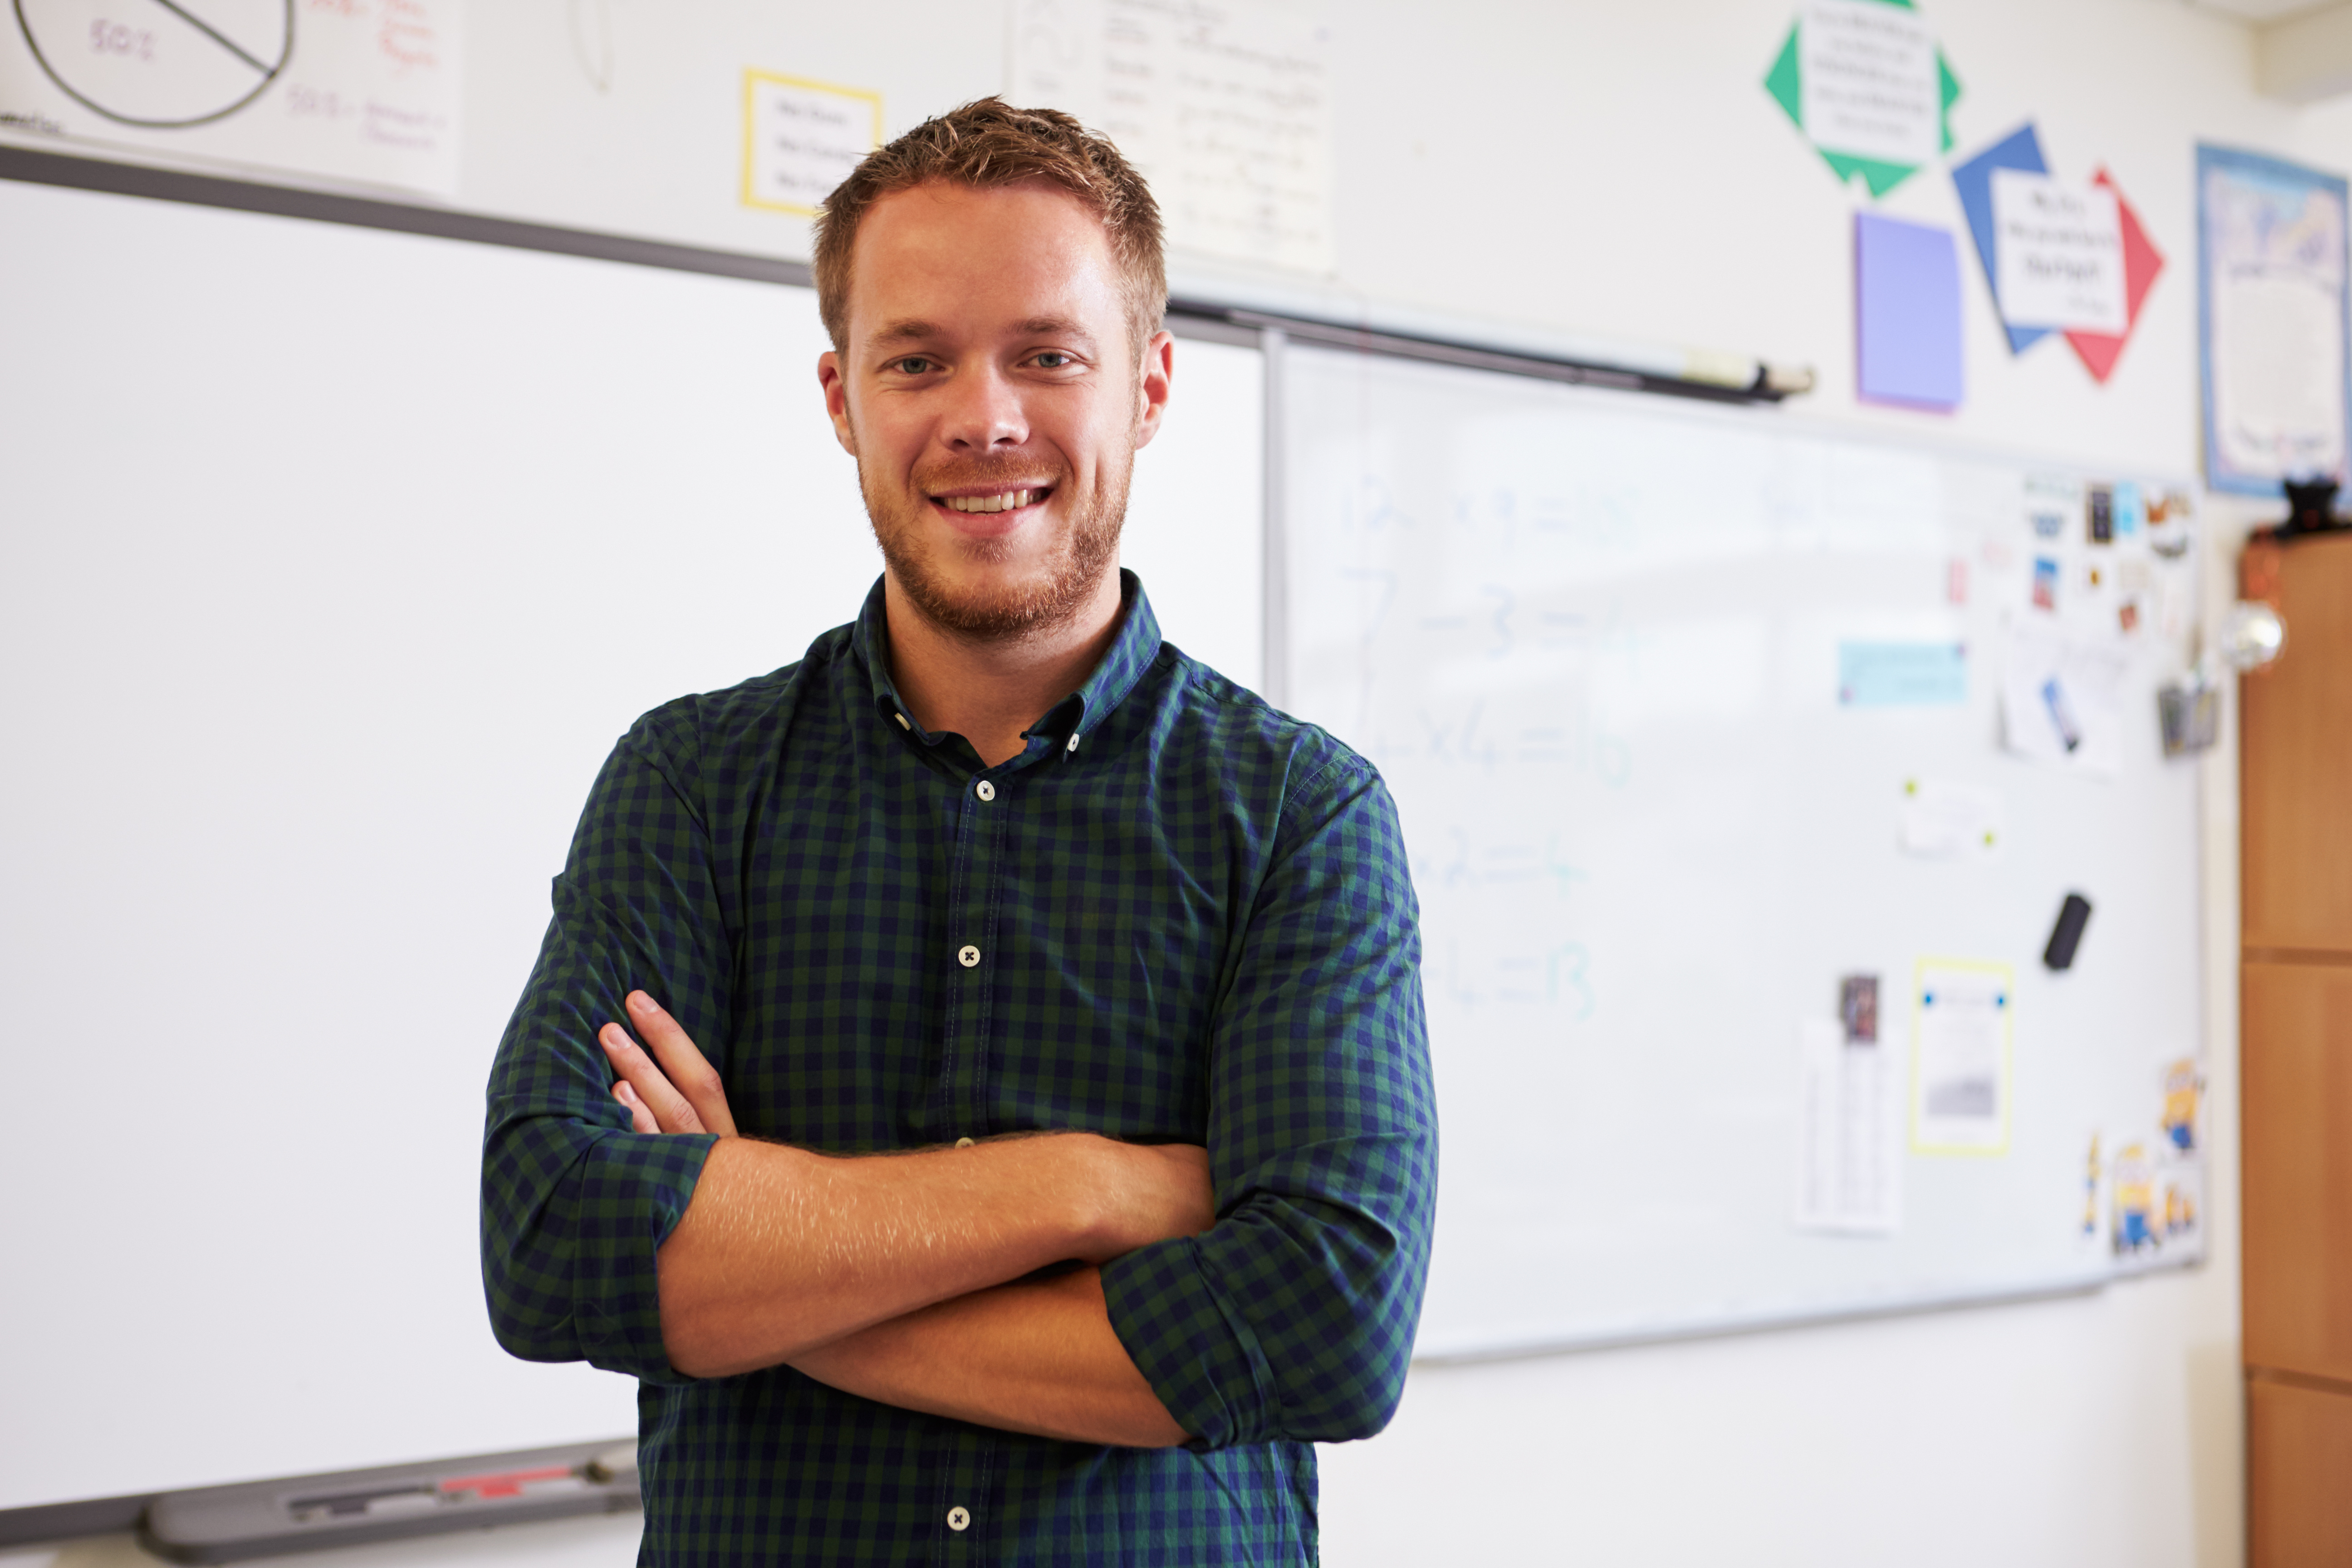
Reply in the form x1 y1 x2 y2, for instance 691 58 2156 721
598 1021 707 1135
613 1080 659 1134
625 991 738 1137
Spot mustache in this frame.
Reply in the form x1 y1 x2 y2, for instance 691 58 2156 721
912 454 1068 494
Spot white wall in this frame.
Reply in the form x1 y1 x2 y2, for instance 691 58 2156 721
20 0 2352 1561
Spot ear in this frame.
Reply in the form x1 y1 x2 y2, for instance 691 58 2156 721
819 349 858 456
1131 329 1176 451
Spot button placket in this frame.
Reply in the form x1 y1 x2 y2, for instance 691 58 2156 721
936 747 1006 1155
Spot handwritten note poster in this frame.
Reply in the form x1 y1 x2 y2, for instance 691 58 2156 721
1799 0 1940 168
740 72 882 219
1010 0 1335 273
1991 170 2128 334
0 0 461 196
1767 0 1955 196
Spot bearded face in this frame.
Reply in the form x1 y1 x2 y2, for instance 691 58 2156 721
857 422 1134 643
818 180 1166 654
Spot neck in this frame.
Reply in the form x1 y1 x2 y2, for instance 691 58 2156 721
881 568 1126 768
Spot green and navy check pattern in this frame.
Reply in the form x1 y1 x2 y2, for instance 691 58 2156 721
481 573 1436 1566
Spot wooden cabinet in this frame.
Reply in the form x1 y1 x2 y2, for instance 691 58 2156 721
2242 531 2352 1566
2242 963 2352 1382
2242 533 2352 953
2250 1378 2352 1566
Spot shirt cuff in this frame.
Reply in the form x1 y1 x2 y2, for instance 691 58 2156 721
1100 1235 1276 1450
568 1127 719 1385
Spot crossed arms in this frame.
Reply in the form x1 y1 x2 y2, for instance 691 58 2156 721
597 988 1208 1446
479 704 1438 1454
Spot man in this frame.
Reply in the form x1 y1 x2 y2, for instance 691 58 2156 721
480 98 1437 1565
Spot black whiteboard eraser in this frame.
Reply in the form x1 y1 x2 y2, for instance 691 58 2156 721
2043 892 2092 970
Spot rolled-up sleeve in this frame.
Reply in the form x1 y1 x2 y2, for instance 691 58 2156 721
1099 751 1438 1448
479 702 727 1385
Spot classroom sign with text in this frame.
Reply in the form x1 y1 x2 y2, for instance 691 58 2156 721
1765 0 1961 197
1953 122 2164 384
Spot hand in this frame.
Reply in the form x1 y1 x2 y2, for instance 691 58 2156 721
600 991 737 1136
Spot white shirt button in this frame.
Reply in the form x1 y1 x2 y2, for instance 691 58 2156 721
894 712 911 730
946 1505 970 1532
954 1136 975 1148
975 779 996 802
1065 732 1081 752
957 944 981 968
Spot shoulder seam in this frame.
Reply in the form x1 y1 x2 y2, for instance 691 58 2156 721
614 706 711 836
1274 744 1376 850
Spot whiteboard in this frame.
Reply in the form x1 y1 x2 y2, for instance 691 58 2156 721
1277 344 2206 1360
0 174 1261 1513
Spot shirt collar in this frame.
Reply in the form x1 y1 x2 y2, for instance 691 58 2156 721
852 569 1163 759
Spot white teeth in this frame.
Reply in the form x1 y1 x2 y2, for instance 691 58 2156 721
942 489 1040 514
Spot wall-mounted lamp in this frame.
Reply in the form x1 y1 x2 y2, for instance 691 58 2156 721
2215 598 2288 671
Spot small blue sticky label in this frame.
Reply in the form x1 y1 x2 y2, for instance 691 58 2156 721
1838 641 1968 707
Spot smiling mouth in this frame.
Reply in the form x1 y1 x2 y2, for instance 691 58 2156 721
934 487 1052 515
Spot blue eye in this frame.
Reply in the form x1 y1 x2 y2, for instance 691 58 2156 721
1033 352 1072 368
892 357 933 374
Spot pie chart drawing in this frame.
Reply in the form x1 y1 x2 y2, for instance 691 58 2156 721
16 0 292 128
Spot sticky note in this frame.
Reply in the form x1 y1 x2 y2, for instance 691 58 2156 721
1856 213 1964 411
1839 641 1967 706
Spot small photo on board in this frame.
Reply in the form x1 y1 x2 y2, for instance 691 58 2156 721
2033 557 2060 611
1840 974 1880 1044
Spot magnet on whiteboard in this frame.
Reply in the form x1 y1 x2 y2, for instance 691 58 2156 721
2043 892 2092 970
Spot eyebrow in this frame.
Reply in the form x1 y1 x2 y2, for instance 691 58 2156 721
867 317 1100 347
1013 316 1096 344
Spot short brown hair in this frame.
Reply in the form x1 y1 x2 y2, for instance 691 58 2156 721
812 98 1166 367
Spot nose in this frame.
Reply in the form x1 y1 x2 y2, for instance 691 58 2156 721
939 359 1029 453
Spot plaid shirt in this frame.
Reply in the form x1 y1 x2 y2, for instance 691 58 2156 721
480 573 1436 1566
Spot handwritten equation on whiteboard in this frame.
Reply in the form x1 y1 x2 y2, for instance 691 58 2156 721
1010 0 1335 273
1294 468 1669 1034
1283 349 1975 1044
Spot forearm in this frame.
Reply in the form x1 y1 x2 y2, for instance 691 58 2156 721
787 1266 1189 1448
657 1133 1186 1378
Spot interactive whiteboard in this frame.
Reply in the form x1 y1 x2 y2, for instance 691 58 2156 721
1277 343 2208 1360
0 172 1262 1515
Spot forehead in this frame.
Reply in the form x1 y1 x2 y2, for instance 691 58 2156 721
845 181 1123 340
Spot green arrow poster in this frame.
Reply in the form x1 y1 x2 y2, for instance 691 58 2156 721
1766 0 1961 198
